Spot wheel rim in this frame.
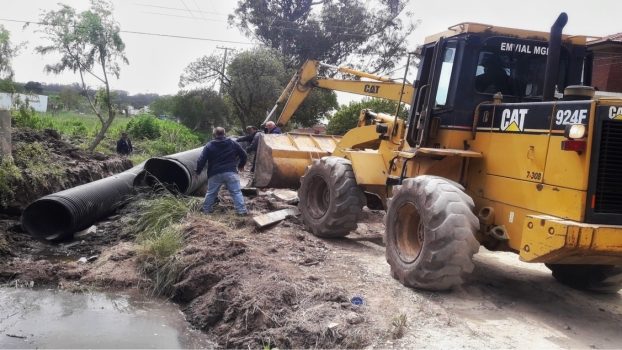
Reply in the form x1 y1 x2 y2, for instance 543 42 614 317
395 202 424 264
307 175 330 219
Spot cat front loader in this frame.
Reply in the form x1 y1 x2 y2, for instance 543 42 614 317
257 13 622 293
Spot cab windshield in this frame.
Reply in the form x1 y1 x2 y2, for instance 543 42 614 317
474 37 568 98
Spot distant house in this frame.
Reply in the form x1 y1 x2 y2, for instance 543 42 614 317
588 33 622 93
0 93 48 112
126 105 139 116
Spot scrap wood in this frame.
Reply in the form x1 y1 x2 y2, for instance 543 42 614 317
271 189 299 204
253 207 300 228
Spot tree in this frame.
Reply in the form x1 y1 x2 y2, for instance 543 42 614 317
181 48 286 128
59 87 82 110
24 81 43 94
289 89 337 127
150 95 176 117
35 0 128 152
326 98 409 135
0 25 18 80
230 0 417 73
173 89 228 132
181 48 337 128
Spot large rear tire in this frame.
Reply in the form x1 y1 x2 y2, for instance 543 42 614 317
298 157 365 238
385 176 480 291
546 264 622 293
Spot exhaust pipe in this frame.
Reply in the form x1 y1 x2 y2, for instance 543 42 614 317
143 147 208 195
21 162 145 240
542 12 568 101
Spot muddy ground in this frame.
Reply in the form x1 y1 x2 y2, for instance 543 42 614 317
2 183 622 348
1 130 621 348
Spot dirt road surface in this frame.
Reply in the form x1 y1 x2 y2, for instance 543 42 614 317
320 214 622 349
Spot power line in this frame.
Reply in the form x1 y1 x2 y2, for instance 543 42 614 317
0 17 254 45
178 0 196 18
121 30 252 45
133 3 226 16
141 11 224 23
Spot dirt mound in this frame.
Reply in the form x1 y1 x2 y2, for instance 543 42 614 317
3 128 132 211
172 215 371 348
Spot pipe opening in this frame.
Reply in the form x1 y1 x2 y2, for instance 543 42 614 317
144 158 190 193
21 199 74 238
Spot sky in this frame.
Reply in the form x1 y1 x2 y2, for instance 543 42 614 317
1 0 622 102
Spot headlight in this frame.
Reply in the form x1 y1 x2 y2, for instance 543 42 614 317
564 124 587 139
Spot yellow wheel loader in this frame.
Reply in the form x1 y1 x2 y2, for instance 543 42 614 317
255 13 622 292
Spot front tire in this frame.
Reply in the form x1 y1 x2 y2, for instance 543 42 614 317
385 176 480 291
546 264 622 293
298 157 365 238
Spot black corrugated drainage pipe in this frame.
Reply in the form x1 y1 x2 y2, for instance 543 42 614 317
143 147 208 195
21 162 146 240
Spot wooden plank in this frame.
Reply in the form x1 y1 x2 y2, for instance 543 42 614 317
253 208 300 228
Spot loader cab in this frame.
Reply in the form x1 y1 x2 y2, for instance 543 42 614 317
408 24 587 146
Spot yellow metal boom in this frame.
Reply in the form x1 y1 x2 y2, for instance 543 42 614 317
264 60 414 126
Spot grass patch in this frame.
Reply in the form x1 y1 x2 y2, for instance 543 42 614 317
0 156 23 207
13 142 65 190
12 110 202 160
128 194 201 239
127 193 201 296
390 313 407 339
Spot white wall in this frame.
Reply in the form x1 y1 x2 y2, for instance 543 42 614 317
0 93 48 113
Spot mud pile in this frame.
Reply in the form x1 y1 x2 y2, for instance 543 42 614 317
172 214 371 349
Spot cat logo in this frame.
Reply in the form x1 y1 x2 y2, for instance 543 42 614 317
364 84 380 94
609 106 622 120
500 108 528 132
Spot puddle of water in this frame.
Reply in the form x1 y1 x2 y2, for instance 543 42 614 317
0 288 214 349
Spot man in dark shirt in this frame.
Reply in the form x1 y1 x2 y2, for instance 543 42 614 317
116 132 133 155
235 126 258 145
196 127 248 215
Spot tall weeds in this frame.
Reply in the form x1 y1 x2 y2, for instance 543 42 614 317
127 193 201 296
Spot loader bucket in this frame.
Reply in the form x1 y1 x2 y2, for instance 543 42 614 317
254 133 342 188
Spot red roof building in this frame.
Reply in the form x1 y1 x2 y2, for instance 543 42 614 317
588 33 622 92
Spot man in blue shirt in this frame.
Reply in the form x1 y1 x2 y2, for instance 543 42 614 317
265 121 282 134
195 127 248 215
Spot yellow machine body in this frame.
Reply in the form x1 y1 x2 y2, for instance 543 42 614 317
255 21 622 266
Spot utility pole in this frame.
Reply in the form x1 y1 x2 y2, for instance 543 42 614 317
216 46 234 96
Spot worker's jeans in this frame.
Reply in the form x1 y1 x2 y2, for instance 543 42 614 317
203 172 247 214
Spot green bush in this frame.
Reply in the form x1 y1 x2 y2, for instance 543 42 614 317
126 115 161 140
0 156 22 207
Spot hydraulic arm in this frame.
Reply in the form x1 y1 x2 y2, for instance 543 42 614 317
263 60 414 126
